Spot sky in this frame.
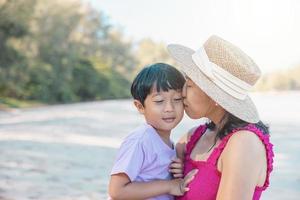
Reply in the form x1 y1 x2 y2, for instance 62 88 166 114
84 0 300 73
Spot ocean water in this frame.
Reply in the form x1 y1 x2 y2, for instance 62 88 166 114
0 92 299 199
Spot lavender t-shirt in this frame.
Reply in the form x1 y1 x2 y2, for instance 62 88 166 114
111 123 176 200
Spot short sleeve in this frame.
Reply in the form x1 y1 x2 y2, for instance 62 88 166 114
110 138 145 181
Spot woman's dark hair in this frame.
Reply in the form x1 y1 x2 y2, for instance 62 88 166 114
207 112 269 140
131 63 185 106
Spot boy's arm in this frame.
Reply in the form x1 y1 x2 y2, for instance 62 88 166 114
109 171 197 200
109 173 172 200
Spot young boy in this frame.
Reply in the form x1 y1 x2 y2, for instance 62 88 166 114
108 63 197 200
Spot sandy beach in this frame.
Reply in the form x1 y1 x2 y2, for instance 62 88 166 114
0 92 300 199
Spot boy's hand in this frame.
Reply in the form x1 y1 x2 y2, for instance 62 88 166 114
169 157 184 178
169 169 198 196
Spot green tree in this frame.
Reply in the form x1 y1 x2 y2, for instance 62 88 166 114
0 0 35 98
134 38 176 78
0 0 140 105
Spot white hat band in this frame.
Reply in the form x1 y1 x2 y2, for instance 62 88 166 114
191 47 253 100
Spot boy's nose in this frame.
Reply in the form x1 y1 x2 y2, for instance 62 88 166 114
164 101 174 112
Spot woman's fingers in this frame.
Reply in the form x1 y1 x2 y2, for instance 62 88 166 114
173 173 183 178
182 169 198 188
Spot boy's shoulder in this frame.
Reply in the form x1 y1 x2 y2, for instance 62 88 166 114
125 123 156 142
121 123 159 150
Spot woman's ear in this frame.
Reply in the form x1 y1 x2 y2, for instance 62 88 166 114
133 100 145 114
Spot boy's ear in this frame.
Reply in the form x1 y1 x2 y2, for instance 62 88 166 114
133 100 145 114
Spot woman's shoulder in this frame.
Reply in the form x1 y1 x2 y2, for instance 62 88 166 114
222 129 266 165
227 130 265 151
179 124 206 144
187 126 198 139
176 126 196 150
176 124 207 159
223 122 270 152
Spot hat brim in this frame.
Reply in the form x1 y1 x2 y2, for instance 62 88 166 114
167 44 259 123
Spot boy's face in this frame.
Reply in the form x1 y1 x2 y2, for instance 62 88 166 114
134 87 184 135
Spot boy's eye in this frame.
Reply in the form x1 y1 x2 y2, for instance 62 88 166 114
174 98 182 101
154 100 164 103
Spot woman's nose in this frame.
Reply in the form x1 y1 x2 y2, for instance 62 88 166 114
182 83 187 98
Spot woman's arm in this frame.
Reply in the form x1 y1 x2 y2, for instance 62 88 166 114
109 170 197 200
216 131 267 200
169 127 198 179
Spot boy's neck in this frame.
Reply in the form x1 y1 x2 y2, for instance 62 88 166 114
155 128 173 148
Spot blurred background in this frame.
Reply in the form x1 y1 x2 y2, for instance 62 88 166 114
0 0 299 199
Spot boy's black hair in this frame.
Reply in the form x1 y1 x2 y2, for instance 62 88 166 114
131 63 185 106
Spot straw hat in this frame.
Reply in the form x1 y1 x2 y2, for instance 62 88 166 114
167 35 261 123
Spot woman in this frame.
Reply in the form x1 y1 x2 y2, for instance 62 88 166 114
167 35 274 200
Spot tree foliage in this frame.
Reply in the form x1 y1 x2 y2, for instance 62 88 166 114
3 0 293 106
0 0 136 103
255 65 300 91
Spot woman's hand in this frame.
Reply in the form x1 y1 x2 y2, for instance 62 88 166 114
169 169 198 196
169 157 184 178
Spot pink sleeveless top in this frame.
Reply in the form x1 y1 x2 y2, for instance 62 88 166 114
177 124 274 200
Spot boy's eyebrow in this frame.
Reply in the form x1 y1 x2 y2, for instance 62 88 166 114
151 93 161 97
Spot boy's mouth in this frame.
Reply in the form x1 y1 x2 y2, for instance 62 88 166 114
162 117 176 123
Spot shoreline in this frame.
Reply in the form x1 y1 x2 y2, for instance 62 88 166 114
1 90 300 112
